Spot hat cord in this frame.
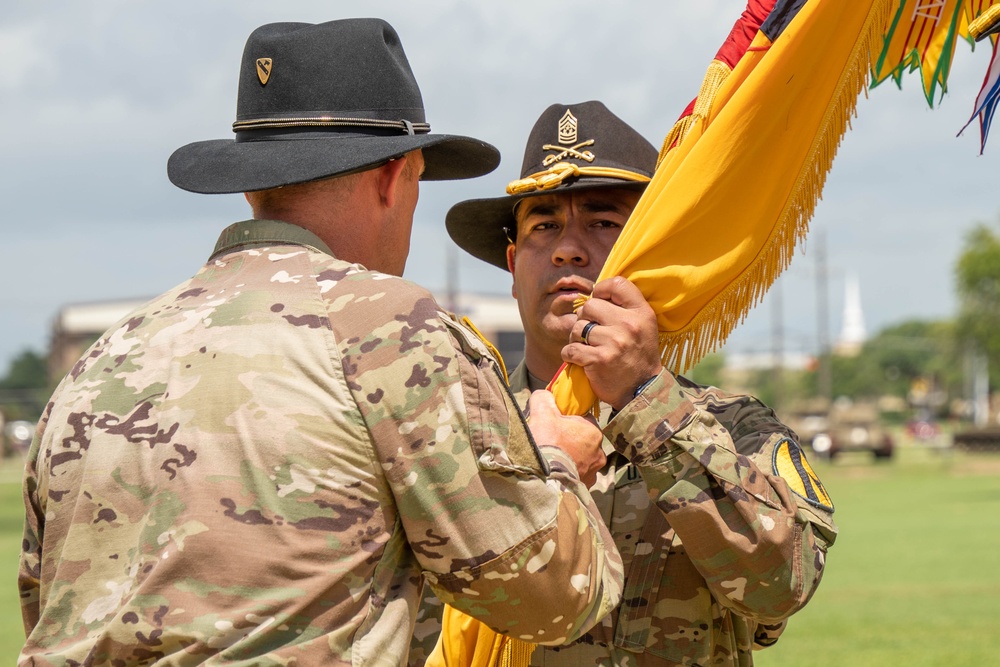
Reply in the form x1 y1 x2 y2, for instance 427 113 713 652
506 162 651 195
232 116 430 134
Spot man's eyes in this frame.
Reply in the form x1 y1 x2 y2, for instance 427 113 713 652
524 218 622 234
593 219 623 229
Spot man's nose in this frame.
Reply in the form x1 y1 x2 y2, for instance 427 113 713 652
551 229 589 266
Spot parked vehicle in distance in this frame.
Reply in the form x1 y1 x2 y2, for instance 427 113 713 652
822 402 894 460
783 397 830 452
784 398 894 461
905 419 941 441
952 426 1000 452
3 419 36 455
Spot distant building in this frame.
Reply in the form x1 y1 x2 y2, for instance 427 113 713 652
49 298 151 381
48 293 524 382
445 293 525 369
834 273 866 357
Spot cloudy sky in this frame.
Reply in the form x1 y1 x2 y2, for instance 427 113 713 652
2 1 998 376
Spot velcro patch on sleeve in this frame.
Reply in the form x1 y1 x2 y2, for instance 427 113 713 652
772 437 833 512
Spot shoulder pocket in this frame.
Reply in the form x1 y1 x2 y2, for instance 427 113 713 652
439 313 548 477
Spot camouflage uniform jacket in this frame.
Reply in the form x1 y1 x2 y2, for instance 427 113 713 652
411 360 837 667
18 219 624 666
528 362 837 666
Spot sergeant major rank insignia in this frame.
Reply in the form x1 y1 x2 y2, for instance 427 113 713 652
558 109 578 144
256 57 272 85
542 109 596 166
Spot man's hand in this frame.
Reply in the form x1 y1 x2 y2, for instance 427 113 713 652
526 390 605 487
561 276 663 411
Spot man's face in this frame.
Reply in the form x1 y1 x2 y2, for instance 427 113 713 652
506 187 641 360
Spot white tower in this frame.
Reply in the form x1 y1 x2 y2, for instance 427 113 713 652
835 273 866 356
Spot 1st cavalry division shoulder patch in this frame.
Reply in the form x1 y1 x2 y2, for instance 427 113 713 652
772 438 834 512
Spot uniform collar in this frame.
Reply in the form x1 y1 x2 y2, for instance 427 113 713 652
210 219 335 260
509 360 549 395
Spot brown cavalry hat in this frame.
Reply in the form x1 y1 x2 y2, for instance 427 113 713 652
168 18 500 194
445 100 658 270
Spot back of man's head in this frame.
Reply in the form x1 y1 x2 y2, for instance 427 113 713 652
167 19 499 195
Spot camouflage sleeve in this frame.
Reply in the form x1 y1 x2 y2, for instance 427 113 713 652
331 276 623 645
409 588 445 667
604 370 837 624
19 403 51 634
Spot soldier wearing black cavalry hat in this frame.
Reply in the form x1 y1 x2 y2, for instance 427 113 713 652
416 101 838 667
18 22 626 666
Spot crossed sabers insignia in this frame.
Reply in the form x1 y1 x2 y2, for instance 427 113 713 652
542 140 596 166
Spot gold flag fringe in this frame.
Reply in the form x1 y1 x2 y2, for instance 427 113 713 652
497 637 536 667
659 0 893 376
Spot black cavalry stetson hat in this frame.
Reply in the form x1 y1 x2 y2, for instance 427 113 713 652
446 101 658 271
168 19 500 194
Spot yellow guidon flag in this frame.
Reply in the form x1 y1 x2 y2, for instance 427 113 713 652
548 0 897 416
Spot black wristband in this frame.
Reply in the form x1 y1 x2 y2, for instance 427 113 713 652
633 375 658 398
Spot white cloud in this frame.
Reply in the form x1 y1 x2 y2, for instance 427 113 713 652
0 22 55 88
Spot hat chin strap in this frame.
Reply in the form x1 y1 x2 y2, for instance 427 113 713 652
506 161 650 195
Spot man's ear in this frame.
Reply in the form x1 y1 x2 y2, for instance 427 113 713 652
505 244 517 272
375 157 409 208
506 243 517 297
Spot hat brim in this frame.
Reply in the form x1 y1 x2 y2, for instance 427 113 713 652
168 133 500 194
446 178 649 271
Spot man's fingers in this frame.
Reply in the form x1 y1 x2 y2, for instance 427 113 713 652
577 280 652 328
589 276 647 309
571 318 603 346
526 388 559 417
525 390 606 484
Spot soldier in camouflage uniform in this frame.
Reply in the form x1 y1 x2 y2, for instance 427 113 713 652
18 24 626 666
414 101 838 666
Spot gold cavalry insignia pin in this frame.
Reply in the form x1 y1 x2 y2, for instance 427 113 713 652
256 58 272 85
772 438 833 511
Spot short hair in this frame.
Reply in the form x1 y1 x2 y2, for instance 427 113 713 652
245 171 363 217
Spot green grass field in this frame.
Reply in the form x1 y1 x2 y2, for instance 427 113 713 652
0 443 998 665
757 445 1000 667
0 459 28 665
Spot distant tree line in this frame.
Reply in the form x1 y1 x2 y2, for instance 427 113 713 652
688 219 1000 420
955 221 1000 384
0 349 49 422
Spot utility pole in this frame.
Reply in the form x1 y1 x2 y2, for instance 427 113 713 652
815 229 832 402
771 278 784 411
445 243 459 314
973 347 990 427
